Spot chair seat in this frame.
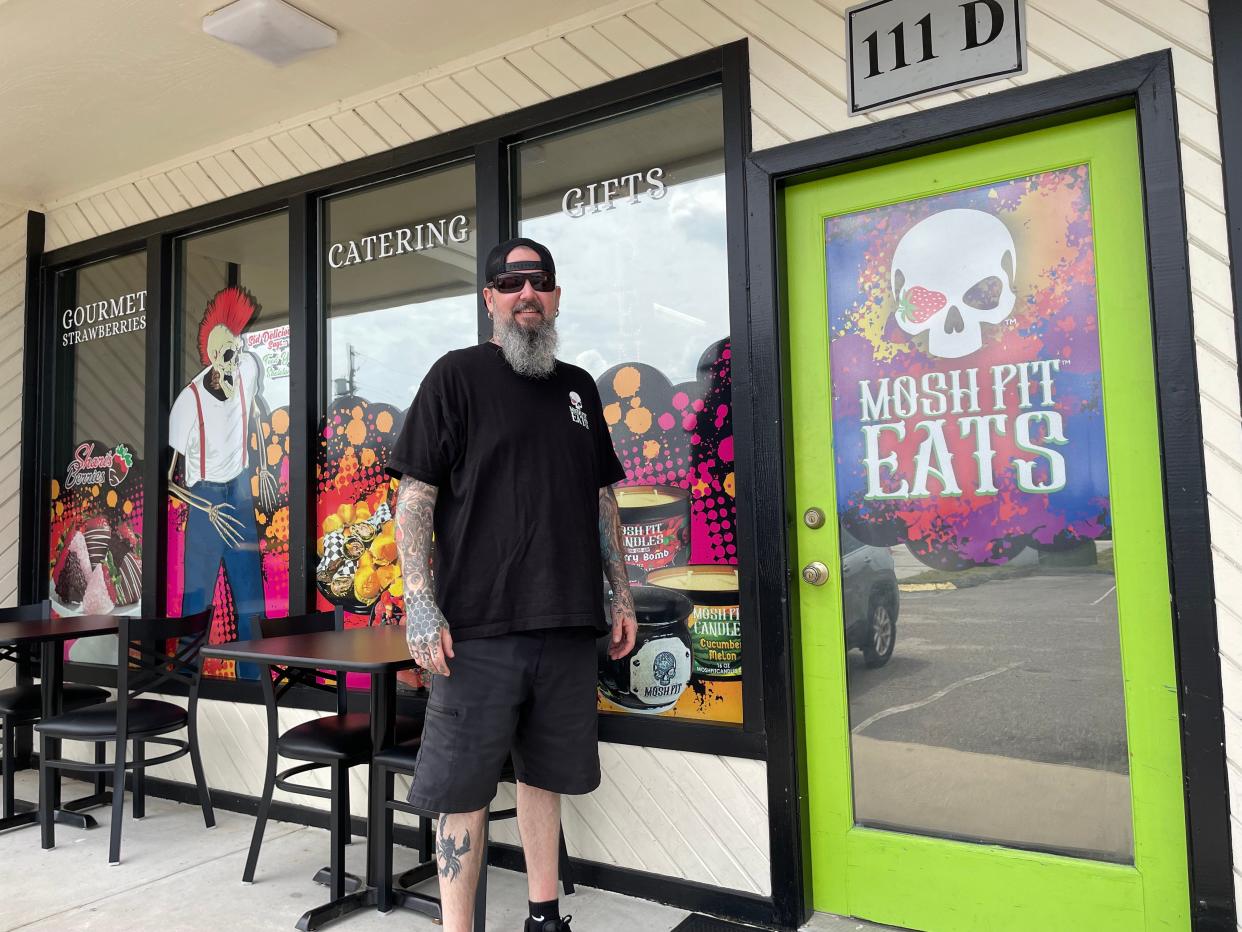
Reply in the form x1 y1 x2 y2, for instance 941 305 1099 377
372 738 421 772
278 713 423 764
374 742 515 784
0 683 110 723
35 698 187 739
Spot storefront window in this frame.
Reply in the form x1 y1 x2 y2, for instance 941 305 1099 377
517 90 742 725
167 212 290 679
317 163 476 690
49 253 148 666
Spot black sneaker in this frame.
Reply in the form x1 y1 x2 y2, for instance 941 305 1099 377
524 915 571 932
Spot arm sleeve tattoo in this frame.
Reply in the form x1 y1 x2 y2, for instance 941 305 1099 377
394 476 450 661
599 485 635 616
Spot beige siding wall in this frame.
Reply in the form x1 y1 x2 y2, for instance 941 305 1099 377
13 0 1238 903
0 203 25 694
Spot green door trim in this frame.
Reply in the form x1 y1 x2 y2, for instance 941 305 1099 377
783 111 1187 931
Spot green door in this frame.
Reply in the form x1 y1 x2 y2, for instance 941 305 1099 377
783 110 1189 931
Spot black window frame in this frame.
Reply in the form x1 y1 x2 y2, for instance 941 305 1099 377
20 41 763 760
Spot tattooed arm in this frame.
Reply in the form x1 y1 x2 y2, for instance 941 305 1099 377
394 475 454 676
600 485 637 660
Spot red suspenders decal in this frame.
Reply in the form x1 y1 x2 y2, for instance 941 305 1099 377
188 366 248 483
189 381 208 481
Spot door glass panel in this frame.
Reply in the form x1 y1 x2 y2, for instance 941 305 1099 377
825 165 1132 862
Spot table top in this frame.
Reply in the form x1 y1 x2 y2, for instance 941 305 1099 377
202 625 418 672
0 614 122 644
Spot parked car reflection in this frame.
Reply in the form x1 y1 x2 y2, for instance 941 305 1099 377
841 529 899 668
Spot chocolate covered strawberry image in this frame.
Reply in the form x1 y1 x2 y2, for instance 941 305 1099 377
81 562 116 615
52 529 91 605
108 444 132 488
896 286 947 324
82 516 112 567
113 551 142 607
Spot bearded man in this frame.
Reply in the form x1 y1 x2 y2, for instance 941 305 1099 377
168 286 277 679
388 237 637 932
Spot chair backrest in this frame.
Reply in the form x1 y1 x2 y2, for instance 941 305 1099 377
125 609 213 642
0 602 50 665
0 600 51 624
259 606 341 640
257 607 347 715
115 608 213 698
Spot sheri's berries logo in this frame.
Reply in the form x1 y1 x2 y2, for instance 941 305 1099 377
108 445 132 487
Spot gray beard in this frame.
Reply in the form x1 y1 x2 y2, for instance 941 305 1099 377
496 311 558 379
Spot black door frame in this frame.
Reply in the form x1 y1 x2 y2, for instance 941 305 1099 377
1208 0 1242 431
746 52 1235 931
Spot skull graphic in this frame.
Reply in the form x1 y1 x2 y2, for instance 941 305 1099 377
206 325 245 399
652 650 678 687
890 208 1017 359
569 391 582 409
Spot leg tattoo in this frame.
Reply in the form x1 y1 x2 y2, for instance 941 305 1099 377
437 818 472 881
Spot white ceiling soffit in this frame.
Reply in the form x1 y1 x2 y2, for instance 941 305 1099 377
0 0 611 206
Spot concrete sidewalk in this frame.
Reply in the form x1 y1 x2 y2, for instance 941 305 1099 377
0 771 886 932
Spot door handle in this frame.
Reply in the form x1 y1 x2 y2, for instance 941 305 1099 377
802 561 830 586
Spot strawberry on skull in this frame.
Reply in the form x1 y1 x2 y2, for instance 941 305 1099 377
890 208 1018 359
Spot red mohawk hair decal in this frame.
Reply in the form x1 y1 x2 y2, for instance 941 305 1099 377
198 286 259 365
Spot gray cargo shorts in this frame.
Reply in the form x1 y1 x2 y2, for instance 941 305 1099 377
407 627 601 814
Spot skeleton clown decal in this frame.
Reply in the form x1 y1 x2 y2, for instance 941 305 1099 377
168 287 277 677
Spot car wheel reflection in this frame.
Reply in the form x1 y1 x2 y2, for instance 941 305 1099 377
863 599 896 668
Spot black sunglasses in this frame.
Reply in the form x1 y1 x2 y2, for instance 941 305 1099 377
489 270 556 293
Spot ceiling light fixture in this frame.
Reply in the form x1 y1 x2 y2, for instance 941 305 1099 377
202 0 337 67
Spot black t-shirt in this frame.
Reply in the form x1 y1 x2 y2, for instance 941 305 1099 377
386 342 627 640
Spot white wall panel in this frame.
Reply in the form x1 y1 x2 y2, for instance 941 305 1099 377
0 204 24 613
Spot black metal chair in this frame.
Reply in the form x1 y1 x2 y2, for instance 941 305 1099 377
372 744 575 929
35 608 215 863
0 601 110 818
243 608 422 899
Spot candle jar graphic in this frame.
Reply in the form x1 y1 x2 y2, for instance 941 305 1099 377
598 585 693 714
614 484 691 584
648 564 740 681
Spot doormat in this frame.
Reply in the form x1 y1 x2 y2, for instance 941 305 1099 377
671 917 764 931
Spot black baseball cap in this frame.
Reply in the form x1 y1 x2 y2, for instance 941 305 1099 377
484 236 556 284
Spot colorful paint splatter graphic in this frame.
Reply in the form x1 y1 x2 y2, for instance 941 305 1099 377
316 395 423 691
596 338 742 724
827 165 1110 568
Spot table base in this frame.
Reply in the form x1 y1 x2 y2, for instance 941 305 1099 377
0 791 109 834
296 875 442 931
311 867 363 894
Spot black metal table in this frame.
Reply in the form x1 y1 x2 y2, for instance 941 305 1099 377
0 612 120 834
203 625 439 931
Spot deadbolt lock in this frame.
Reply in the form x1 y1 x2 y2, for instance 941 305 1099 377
803 507 826 529
802 561 830 586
